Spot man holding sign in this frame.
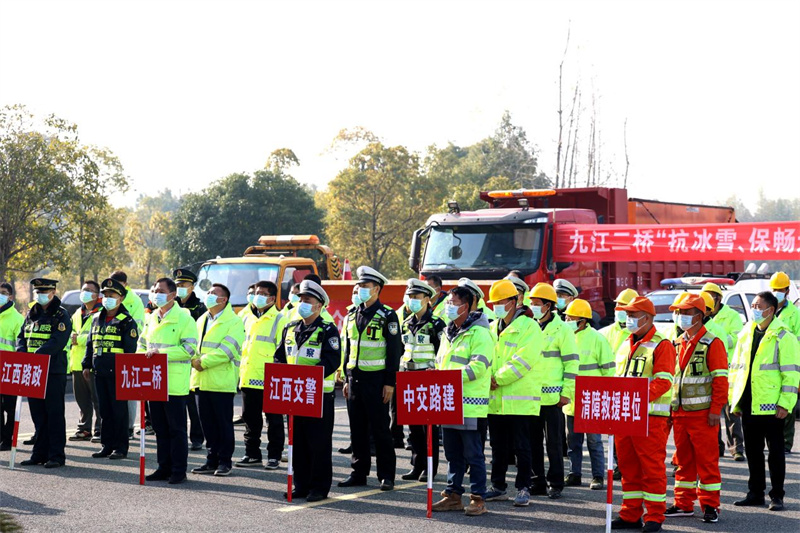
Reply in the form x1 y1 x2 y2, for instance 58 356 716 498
138 277 197 484
0 282 25 451
274 280 340 501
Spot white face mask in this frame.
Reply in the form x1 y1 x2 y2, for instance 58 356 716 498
677 313 697 331
493 302 510 320
531 305 545 320
615 310 628 324
626 315 644 333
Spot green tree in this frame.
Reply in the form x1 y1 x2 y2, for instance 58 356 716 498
63 205 130 288
123 190 180 288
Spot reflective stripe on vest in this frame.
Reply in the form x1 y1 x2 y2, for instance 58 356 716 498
285 325 335 393
615 330 672 416
671 331 718 412
401 319 437 371
346 306 391 372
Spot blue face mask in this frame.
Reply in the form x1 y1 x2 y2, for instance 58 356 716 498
176 287 189 299
677 314 697 331
406 297 423 313
615 310 628 324
493 302 509 320
0 294 8 307
752 308 771 325
36 292 51 306
774 291 786 304
626 315 643 332
253 294 269 309
445 303 464 321
102 296 118 311
358 287 373 304
556 297 567 310
298 302 314 318
150 292 169 308
351 292 361 306
565 320 579 332
205 294 219 308
80 291 96 304
289 293 300 305
246 293 255 305
531 305 545 320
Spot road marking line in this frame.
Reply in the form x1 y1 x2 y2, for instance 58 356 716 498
276 481 419 512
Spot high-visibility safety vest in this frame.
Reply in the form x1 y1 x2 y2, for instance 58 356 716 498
615 329 674 416
345 304 394 372
191 304 246 393
122 289 145 331
240 305 286 390
400 316 441 371
0 304 24 354
671 330 728 412
729 317 800 416
489 314 543 416
284 323 336 393
138 305 198 396
776 301 800 341
435 314 494 418
431 295 447 323
600 321 631 355
238 304 256 328
564 325 616 416
538 314 580 406
69 306 99 372
86 306 138 375
710 304 744 362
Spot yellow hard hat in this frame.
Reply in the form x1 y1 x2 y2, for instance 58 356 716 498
701 282 723 296
565 298 592 320
614 288 639 307
770 271 790 290
700 291 715 311
530 282 558 303
672 291 692 306
487 279 518 304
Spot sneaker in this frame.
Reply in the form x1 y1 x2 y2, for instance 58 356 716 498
564 473 582 486
484 487 508 501
590 476 604 490
513 488 530 507
68 430 91 441
642 522 662 532
234 456 263 468
91 435 101 443
768 498 784 511
191 464 216 475
265 459 280 470
664 505 694 517
702 506 719 523
214 465 232 476
733 452 745 462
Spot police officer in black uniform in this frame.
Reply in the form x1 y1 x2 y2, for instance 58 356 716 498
82 278 139 460
17 278 72 468
173 268 207 450
274 280 340 501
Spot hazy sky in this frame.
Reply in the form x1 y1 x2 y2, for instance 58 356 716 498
1 0 798 212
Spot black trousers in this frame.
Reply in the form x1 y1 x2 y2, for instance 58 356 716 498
28 373 67 464
409 423 439 474
530 404 565 490
242 387 284 460
197 390 235 468
490 414 533 490
150 395 188 475
187 390 204 446
95 374 129 455
390 391 404 444
742 411 786 499
294 392 335 496
347 373 396 481
0 394 16 445
72 371 101 434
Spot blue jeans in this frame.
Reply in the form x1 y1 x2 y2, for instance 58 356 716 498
442 421 487 498
566 415 605 478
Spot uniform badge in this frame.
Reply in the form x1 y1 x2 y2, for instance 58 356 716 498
388 322 398 335
131 329 138 338
329 337 340 350
58 322 66 331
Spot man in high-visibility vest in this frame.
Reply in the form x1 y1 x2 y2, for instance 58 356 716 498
67 281 102 442
504 274 530 308
563 299 615 491
664 294 728 524
0 281 25 451
612 296 676 533
768 272 800 454
340 266 401 491
431 284 494 516
730 291 799 512
138 277 197 484
274 280 341 501
236 280 287 470
484 280 542 507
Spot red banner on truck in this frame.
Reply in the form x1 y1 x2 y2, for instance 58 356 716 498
554 221 800 262
0 351 50 399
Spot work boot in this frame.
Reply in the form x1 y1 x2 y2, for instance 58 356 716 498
464 495 487 516
432 491 464 512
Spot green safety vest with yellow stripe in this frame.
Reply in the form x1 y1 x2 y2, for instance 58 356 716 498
401 317 439 371
284 323 336 393
69 307 98 372
240 305 286 390
138 305 198 396
710 304 744 362
671 330 728 412
600 321 631 355
538 314 580 406
191 304 245 393
345 304 393 372
564 325 616 416
614 329 673 416
90 312 131 357
0 305 24 354
489 313 543 416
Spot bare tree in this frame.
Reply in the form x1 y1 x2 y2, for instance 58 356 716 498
623 118 630 188
555 23 571 188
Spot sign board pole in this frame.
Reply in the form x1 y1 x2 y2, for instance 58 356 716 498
426 423 433 519
287 415 294 503
139 400 146 485
605 434 615 533
9 397 23 470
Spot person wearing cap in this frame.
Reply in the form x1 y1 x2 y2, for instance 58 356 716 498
729 291 799 512
0 282 25 452
237 284 257 323
484 279 543 507
81 278 138 461
275 280 341 501
664 294 728 524
768 272 800 453
563 298 615 491
611 296 676 532
601 289 639 354
456 277 495 322
190 283 245 477
340 266 401 490
286 274 335 324
427 275 449 322
504 274 530 310
137 277 197 484
527 282 578 500
398 279 446 482
67 280 103 443
431 284 493 516
553 279 578 319
667 292 727 346
236 280 287 470
336 285 363 457
283 282 301 313
14 278 71 468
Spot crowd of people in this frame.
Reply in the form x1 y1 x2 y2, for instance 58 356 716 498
0 267 798 532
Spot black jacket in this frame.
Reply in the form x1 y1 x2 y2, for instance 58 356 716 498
16 295 72 375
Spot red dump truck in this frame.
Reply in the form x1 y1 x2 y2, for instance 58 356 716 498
409 187 743 323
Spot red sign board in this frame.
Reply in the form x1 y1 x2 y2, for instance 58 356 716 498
115 354 169 402
263 363 324 418
554 221 800 262
396 370 463 426
574 376 649 437
0 351 50 399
